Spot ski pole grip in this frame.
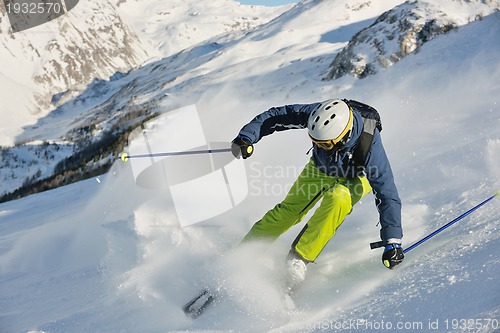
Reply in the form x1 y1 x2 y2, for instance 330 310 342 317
370 241 385 250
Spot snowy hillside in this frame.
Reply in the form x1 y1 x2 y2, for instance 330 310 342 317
114 0 291 59
1 0 500 332
0 0 289 201
0 0 286 146
0 0 149 143
0 0 403 201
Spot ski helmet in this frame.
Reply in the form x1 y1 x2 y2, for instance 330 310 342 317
307 99 353 146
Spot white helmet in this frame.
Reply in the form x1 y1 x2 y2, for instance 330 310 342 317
307 99 353 143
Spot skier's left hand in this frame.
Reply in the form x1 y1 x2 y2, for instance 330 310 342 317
231 135 254 159
382 243 404 269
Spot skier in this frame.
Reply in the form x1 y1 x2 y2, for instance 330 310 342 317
231 99 404 293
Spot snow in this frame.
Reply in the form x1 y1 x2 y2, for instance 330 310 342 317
0 0 408 194
1 1 500 333
114 0 290 59
0 0 287 147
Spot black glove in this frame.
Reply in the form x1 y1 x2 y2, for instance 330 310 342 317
231 135 254 159
382 243 404 269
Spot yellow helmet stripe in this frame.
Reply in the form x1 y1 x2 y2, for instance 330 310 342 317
330 106 353 144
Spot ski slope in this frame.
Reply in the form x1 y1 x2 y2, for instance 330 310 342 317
1 5 500 333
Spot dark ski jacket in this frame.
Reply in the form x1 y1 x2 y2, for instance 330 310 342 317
237 102 402 243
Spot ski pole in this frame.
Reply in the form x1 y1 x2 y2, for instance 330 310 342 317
120 148 232 162
369 191 499 252
402 192 499 254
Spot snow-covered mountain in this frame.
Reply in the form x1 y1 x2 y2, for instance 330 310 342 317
325 0 500 80
0 0 287 146
0 0 289 201
0 1 499 332
0 0 148 143
0 0 402 201
3 0 497 204
114 0 291 59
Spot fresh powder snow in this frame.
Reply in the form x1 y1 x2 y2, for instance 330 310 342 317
0 1 499 332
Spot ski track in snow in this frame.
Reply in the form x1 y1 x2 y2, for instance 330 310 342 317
1 4 500 333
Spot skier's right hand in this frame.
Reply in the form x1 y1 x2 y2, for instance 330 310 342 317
231 135 254 159
382 243 404 269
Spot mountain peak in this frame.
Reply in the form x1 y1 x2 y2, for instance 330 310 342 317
325 0 500 80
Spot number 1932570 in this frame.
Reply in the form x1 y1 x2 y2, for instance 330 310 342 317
444 319 499 331
6 2 63 15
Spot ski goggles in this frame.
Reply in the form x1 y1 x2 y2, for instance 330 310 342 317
309 137 336 150
309 130 351 150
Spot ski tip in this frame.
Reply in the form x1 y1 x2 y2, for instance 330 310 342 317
496 191 500 198
120 153 129 162
182 290 214 319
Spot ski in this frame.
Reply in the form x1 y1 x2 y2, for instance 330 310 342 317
182 289 215 319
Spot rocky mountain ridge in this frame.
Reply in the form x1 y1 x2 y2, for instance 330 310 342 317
325 0 500 80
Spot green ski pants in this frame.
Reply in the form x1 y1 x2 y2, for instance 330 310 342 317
242 159 372 262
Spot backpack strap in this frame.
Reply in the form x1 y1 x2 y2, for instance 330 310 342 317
352 117 378 167
345 99 382 168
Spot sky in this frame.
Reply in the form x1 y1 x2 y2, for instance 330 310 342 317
237 0 299 6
